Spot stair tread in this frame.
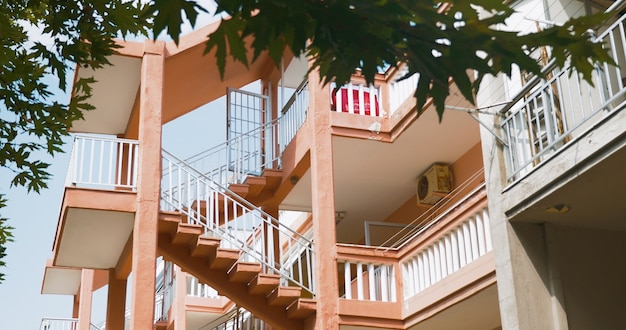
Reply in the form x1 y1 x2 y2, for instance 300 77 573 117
209 248 240 270
171 223 203 245
228 261 262 283
190 236 221 258
249 274 281 295
267 286 302 307
244 176 267 197
158 212 182 234
287 298 317 319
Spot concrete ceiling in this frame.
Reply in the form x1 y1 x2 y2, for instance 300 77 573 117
71 55 142 135
407 284 500 330
55 208 134 269
339 285 500 330
280 105 481 244
187 311 223 329
41 266 82 295
509 143 626 231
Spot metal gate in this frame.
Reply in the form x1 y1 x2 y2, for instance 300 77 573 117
226 87 270 179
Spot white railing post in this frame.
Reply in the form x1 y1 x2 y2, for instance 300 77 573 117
401 207 492 300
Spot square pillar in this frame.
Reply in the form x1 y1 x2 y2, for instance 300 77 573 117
129 40 165 330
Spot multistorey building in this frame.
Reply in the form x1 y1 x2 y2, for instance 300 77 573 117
39 0 626 328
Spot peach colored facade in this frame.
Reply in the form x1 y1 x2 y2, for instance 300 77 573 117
41 2 626 329
39 17 500 329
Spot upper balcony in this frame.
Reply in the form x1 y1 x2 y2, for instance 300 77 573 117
51 135 138 270
494 6 626 231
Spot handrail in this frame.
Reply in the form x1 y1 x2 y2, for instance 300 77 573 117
40 317 101 330
500 9 626 182
500 0 626 117
178 79 309 185
161 149 316 295
372 168 485 251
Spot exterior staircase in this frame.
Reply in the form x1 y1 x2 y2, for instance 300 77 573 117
159 149 316 329
157 211 315 329
155 82 312 328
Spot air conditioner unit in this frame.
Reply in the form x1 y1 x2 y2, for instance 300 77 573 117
417 164 451 205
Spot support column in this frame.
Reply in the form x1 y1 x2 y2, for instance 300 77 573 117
77 269 94 330
130 40 165 330
106 268 128 329
307 72 340 329
173 267 187 330
72 295 79 318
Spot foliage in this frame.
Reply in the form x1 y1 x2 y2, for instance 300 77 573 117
0 195 13 282
0 0 150 282
152 0 613 119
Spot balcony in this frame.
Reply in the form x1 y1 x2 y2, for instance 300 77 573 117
496 8 626 233
501 10 626 184
334 183 499 329
52 135 138 269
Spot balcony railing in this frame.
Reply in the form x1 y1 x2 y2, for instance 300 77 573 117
389 72 419 114
40 317 101 330
337 182 490 304
187 275 220 298
330 82 385 117
66 135 139 190
401 206 492 299
338 258 397 302
501 9 626 182
181 79 309 186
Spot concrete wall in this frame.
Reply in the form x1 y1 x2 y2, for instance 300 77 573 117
551 225 626 329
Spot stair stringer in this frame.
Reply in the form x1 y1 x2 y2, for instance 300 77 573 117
157 233 311 330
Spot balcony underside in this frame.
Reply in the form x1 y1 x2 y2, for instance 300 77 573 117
41 262 82 295
504 110 626 231
338 284 499 330
186 311 224 329
54 188 136 269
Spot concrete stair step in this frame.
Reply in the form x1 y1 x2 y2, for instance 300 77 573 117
228 261 262 283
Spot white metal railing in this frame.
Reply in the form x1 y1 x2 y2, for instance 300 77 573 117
340 261 397 302
187 275 220 298
154 260 175 322
279 79 309 154
501 10 626 182
402 207 492 300
330 82 385 117
374 169 485 250
198 307 266 330
389 72 419 115
66 135 139 190
180 80 309 186
181 119 278 185
161 150 315 295
40 317 101 330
